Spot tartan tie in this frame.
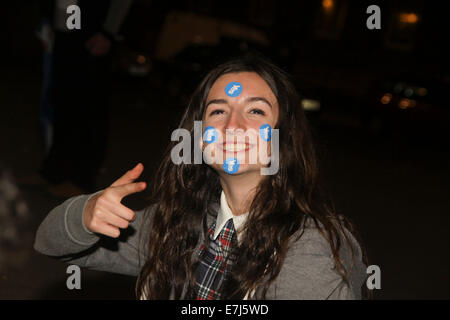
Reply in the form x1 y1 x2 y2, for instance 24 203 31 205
194 218 238 300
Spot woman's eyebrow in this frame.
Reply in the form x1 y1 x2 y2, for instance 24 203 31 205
205 99 228 108
205 97 272 108
245 97 272 108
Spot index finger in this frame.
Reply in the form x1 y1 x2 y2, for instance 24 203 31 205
111 163 144 187
111 181 147 200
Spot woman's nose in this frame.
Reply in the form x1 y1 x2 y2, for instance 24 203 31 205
224 110 245 132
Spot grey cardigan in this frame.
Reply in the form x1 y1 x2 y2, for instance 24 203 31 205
34 192 367 299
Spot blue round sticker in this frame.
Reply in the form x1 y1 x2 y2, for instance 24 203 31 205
225 82 242 97
203 126 218 144
259 124 272 141
223 158 240 174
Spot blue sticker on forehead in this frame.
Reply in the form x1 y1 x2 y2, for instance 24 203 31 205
225 82 242 97
259 124 272 141
223 158 240 174
203 126 218 144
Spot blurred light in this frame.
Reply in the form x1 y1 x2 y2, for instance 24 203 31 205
137 55 146 64
399 13 418 24
301 99 321 111
404 87 414 97
417 87 428 96
322 0 334 11
394 83 404 94
193 34 204 44
398 98 416 109
380 93 392 104
128 65 150 77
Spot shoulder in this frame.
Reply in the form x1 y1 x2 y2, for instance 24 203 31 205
289 216 364 264
269 216 367 299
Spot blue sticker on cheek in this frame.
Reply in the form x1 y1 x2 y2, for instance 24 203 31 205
259 124 272 141
203 126 218 144
225 82 242 97
223 158 240 174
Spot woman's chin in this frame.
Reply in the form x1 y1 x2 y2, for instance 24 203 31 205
216 163 262 176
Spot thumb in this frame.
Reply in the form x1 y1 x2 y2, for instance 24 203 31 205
111 163 144 187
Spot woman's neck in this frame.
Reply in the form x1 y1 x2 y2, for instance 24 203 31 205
219 171 262 216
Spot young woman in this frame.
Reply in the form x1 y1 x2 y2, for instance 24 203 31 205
34 55 368 300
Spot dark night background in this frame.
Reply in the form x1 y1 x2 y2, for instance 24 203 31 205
0 0 449 299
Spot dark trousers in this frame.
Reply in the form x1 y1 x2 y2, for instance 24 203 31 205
40 32 110 192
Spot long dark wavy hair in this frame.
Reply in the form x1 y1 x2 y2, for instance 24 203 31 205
136 54 368 299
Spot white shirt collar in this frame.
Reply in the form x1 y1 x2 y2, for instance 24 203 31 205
213 191 249 243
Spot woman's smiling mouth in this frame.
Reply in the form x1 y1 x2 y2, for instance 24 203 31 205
217 142 255 152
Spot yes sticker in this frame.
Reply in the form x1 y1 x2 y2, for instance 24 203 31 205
223 158 239 174
203 126 218 144
225 82 242 97
259 124 272 141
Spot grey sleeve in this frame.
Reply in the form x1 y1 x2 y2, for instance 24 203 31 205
270 225 367 300
34 192 152 277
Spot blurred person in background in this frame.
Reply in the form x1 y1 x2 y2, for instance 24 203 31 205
33 0 133 198
35 5 54 156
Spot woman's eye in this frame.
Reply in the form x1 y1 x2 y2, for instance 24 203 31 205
209 109 224 116
250 108 266 115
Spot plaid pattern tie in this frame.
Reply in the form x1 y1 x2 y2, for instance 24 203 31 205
194 218 238 300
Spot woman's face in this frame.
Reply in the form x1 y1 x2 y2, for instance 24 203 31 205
202 72 279 176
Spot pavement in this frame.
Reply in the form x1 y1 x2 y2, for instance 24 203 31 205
0 61 449 299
